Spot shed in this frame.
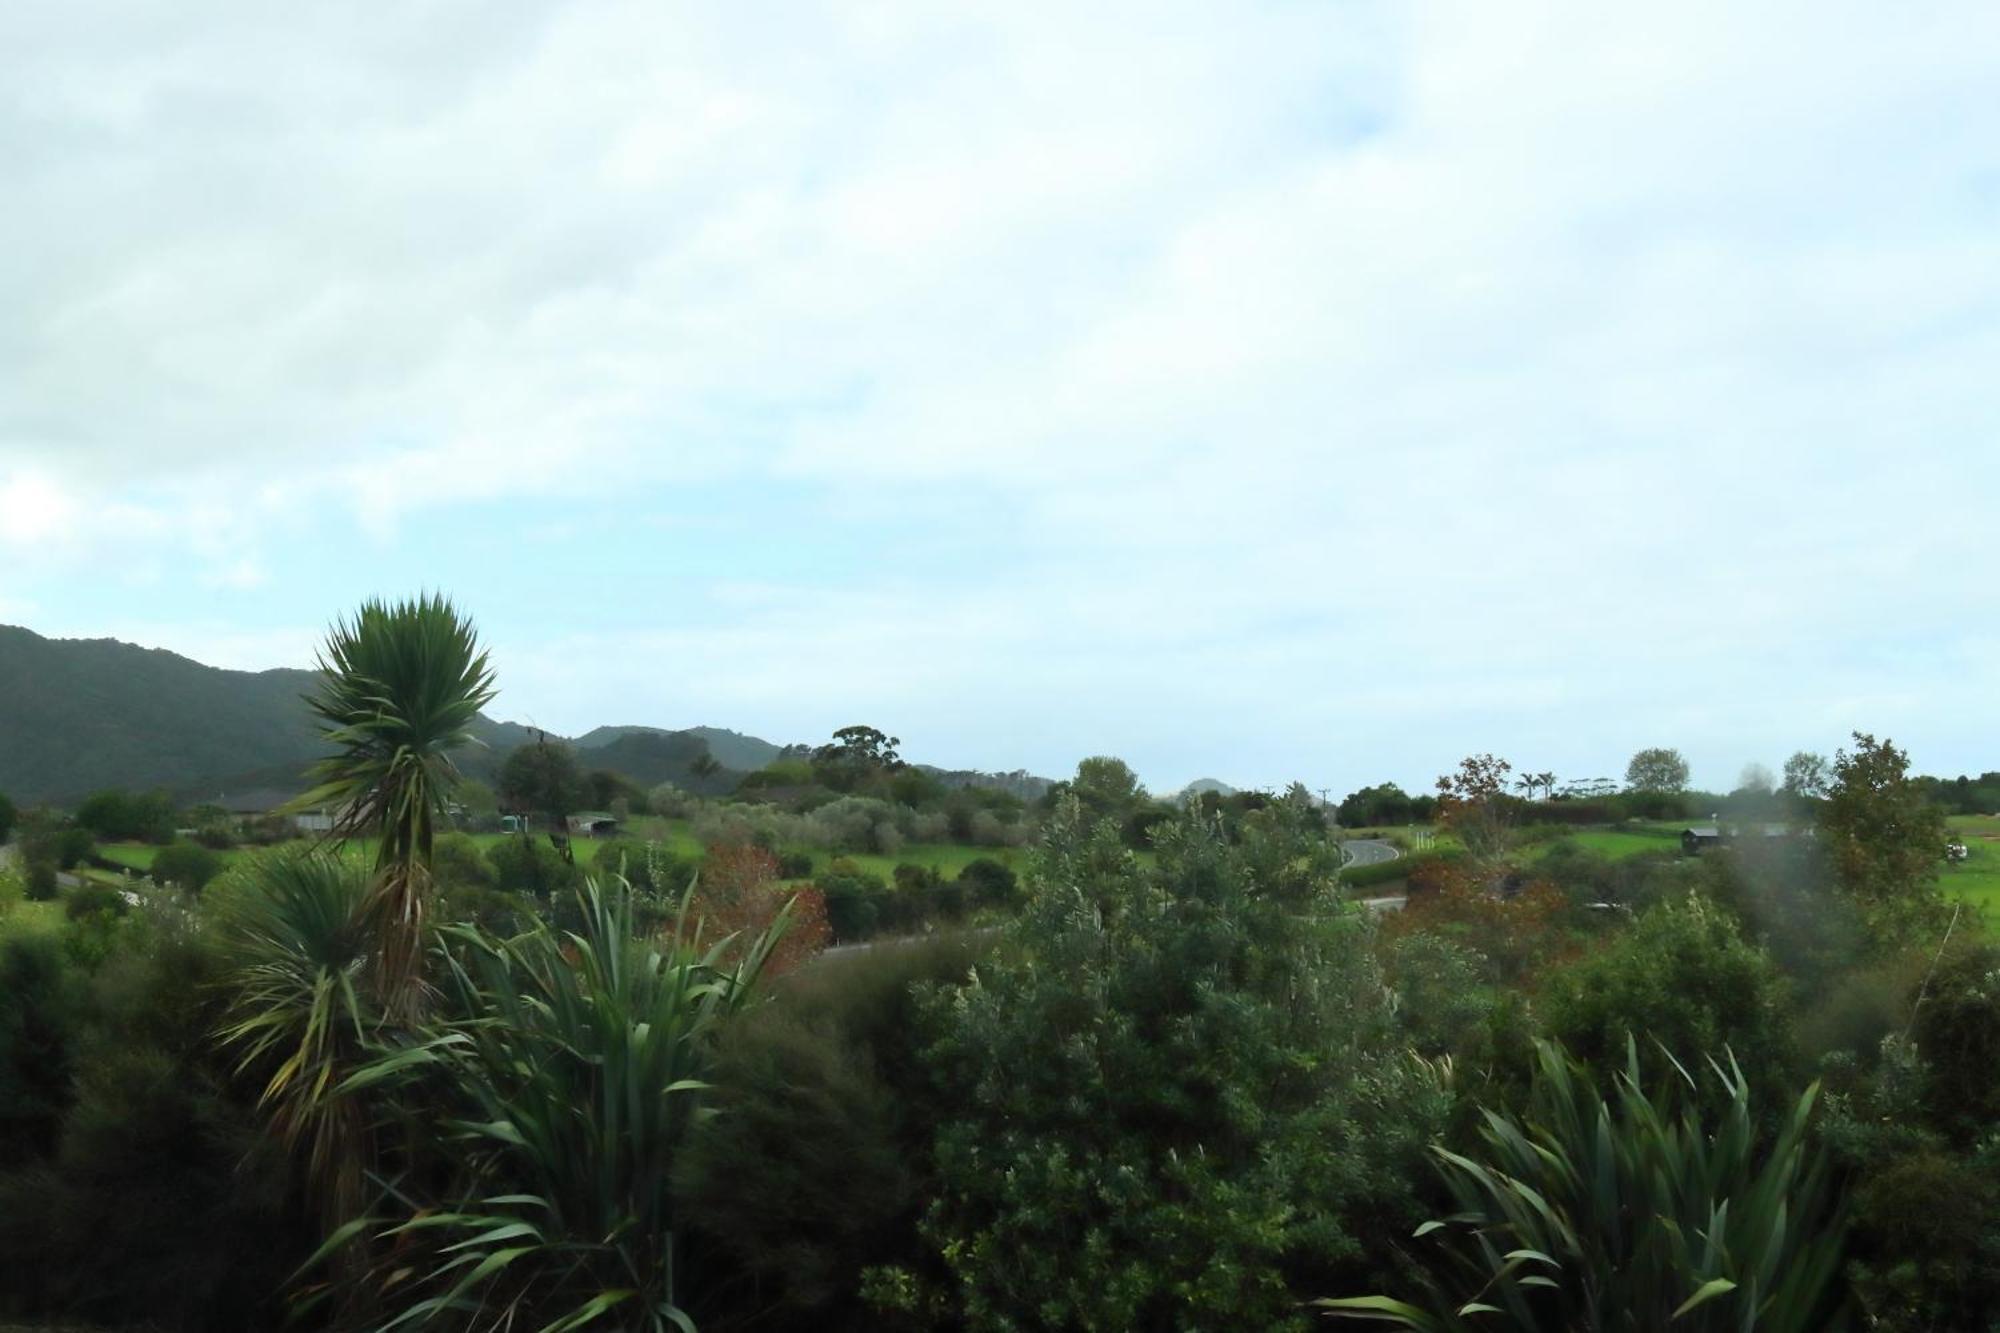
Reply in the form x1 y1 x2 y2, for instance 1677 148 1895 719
1682 826 1724 855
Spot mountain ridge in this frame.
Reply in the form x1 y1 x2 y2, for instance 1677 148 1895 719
0 624 1053 805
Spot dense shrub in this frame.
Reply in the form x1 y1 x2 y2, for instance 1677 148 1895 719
24 858 58 901
677 933 989 1329
62 883 127 923
886 802 1448 1330
1542 892 1793 1087
0 931 79 1167
1384 859 1578 984
430 831 496 890
954 856 1019 909
152 840 225 893
1908 942 2000 1143
488 833 583 900
0 907 305 1330
818 859 890 941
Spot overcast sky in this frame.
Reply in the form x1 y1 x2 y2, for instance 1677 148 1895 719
3 1 1997 796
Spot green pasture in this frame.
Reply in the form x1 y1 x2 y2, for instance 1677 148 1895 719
1945 819 2000 913
1554 827 1683 859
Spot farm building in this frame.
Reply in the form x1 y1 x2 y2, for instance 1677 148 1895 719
213 788 340 834
567 811 620 837
1682 826 1725 854
1681 823 1806 855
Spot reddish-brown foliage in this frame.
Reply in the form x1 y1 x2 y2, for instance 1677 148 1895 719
686 842 831 977
1384 858 1578 983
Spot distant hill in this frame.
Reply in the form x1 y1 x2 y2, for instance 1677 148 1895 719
0 625 771 806
1173 777 1238 801
0 626 324 805
575 724 782 774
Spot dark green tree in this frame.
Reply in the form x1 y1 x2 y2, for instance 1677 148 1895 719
1819 733 1947 933
1626 746 1692 795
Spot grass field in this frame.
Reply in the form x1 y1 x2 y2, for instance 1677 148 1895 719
1945 816 2000 913
1553 827 1683 859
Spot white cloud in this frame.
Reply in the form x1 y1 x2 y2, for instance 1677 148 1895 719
2 0 1997 789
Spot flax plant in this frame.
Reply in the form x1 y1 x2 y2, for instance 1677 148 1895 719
1322 1039 1849 1332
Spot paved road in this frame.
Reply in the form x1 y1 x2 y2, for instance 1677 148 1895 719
1341 838 1400 867
1341 838 1407 912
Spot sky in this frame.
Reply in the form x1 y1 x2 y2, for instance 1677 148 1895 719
3 1 1998 797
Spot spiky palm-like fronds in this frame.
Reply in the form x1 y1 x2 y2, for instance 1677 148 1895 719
214 848 377 1226
1321 1039 1849 1332
315 877 792 1332
296 594 495 1016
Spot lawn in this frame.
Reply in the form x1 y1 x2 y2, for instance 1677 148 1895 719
1944 819 2000 915
1555 827 1683 859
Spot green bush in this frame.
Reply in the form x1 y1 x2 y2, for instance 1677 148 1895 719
1324 1040 1850 1332
1908 942 2000 1143
0 907 305 1329
676 996 916 1322
1543 891 1794 1088
152 840 225 893
430 831 496 891
955 856 1019 909
488 833 583 900
24 858 58 902
0 931 80 1167
819 860 889 941
890 802 1448 1331
62 883 127 922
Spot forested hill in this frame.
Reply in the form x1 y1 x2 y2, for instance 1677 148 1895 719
0 625 763 804
0 625 325 804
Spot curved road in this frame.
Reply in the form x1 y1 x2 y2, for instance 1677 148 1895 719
1340 838 1400 868
1341 838 1407 912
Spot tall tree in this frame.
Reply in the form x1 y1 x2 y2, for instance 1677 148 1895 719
296 594 495 1017
1782 751 1830 803
1436 753 1515 866
1820 732 1947 925
1625 747 1691 794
